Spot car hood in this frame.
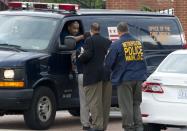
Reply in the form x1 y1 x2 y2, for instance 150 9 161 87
0 50 49 67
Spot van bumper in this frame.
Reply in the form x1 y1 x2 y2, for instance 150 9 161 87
0 89 33 110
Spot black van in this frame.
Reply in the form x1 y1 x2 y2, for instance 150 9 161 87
0 2 185 130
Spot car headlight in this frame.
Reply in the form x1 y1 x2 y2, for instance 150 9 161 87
4 69 15 79
0 68 25 88
3 68 24 80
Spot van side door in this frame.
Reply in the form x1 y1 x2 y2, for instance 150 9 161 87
51 18 86 109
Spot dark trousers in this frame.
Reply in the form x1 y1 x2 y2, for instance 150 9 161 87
117 81 143 131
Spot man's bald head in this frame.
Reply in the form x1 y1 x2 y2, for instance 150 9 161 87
90 22 100 35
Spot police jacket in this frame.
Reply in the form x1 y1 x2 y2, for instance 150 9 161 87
78 33 111 86
105 33 147 86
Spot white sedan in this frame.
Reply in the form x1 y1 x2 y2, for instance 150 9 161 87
141 49 187 131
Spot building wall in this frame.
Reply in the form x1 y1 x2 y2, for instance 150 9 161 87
0 1 8 11
174 0 187 40
106 0 187 40
106 0 174 11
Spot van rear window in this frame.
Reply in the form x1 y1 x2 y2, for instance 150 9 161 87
81 16 182 50
137 18 182 50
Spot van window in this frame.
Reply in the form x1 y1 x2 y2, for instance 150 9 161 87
60 20 84 45
146 55 166 66
81 16 182 50
81 16 139 40
137 18 182 50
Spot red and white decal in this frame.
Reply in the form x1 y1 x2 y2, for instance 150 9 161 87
108 27 119 42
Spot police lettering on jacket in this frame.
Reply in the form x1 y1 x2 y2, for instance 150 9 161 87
122 40 143 61
104 33 147 86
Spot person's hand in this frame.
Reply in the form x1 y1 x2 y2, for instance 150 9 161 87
80 47 84 54
84 32 91 39
78 47 84 58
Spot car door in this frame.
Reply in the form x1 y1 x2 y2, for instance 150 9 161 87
50 18 85 109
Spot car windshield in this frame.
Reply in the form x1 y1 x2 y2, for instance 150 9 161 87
157 54 187 74
0 15 59 50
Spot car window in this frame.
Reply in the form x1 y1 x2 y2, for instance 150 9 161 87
157 54 187 73
0 15 59 50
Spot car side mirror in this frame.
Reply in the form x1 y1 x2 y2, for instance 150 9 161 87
59 36 76 50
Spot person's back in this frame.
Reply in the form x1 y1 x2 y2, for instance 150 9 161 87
105 22 147 131
82 34 110 86
108 33 147 86
78 22 112 131
88 34 110 65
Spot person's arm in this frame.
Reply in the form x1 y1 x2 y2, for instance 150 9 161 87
78 38 93 64
73 35 84 42
104 43 118 71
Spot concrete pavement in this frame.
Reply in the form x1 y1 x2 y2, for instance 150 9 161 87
0 111 186 131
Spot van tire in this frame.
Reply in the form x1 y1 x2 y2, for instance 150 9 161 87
68 109 80 116
24 86 56 130
143 124 161 131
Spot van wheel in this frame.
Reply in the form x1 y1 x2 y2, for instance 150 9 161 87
68 109 80 116
24 86 56 130
144 124 161 131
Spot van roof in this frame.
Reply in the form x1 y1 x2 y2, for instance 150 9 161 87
0 10 65 19
0 9 175 19
78 9 174 17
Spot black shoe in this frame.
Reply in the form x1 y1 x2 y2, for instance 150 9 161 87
83 126 90 130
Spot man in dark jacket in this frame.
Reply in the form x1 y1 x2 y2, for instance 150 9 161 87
105 22 147 131
78 22 112 131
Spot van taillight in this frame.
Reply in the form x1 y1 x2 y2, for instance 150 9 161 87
142 82 164 93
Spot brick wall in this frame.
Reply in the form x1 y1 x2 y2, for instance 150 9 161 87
106 0 173 11
106 0 187 39
0 1 8 11
174 0 187 39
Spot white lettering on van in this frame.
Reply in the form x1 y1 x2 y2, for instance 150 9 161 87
149 25 171 43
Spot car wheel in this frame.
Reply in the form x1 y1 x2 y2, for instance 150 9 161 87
68 109 80 116
144 124 161 131
24 86 56 130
